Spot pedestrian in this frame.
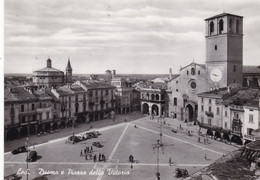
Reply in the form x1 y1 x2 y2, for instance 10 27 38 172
99 153 101 162
204 154 207 160
198 136 200 143
84 148 87 155
204 138 206 144
180 124 182 130
94 154 96 162
130 163 133 170
125 119 127 122
80 150 83 156
91 146 93 152
85 154 88 160
169 157 172 166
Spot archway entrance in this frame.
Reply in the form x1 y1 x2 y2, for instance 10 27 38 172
7 128 18 140
152 104 159 116
29 125 36 135
142 103 149 114
186 104 194 122
231 135 243 145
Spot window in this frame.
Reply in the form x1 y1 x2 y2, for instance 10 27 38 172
187 71 189 75
249 114 254 123
225 111 228 117
39 114 42 121
215 45 217 50
69 96 71 102
201 117 204 123
46 112 50 120
95 91 98 96
247 128 253 135
208 118 211 126
209 106 211 112
89 91 93 97
210 21 214 34
75 95 78 102
198 70 200 75
106 90 109 95
83 102 86 112
225 122 227 129
75 103 79 113
174 98 177 106
21 105 24 112
233 65 236 72
176 89 178 92
54 104 57 110
201 98 204 103
21 116 26 123
217 107 220 115
32 104 35 111
191 68 195 75
209 99 211 104
176 81 178 84
219 19 224 34
201 105 204 112
229 19 233 32
236 20 239 33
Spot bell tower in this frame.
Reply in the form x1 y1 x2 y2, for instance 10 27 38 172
205 13 243 90
66 58 73 84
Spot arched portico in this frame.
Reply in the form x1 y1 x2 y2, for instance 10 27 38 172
142 103 149 114
152 104 159 115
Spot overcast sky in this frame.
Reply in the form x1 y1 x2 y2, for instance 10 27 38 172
4 0 260 74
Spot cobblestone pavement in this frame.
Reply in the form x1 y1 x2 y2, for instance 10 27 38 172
4 115 238 180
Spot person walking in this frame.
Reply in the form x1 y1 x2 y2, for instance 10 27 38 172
204 154 207 160
198 136 200 143
99 153 101 162
169 157 172 166
130 163 133 170
80 150 83 156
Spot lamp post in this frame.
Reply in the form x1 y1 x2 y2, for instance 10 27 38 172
25 137 29 180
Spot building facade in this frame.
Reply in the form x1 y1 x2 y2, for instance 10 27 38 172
33 58 73 88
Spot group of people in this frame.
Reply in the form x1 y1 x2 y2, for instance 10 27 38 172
80 147 106 162
197 136 209 144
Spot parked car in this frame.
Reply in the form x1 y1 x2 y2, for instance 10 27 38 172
4 173 22 180
92 141 103 148
26 151 38 162
68 136 81 143
11 146 27 155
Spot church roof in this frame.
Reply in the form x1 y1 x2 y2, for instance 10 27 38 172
34 67 64 73
180 62 206 71
205 13 243 20
79 80 116 90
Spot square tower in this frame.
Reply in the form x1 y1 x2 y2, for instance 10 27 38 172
205 13 243 90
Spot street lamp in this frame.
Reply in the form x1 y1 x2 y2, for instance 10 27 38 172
153 139 164 180
25 137 29 180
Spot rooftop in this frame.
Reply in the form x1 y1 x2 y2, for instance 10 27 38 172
205 12 243 20
4 87 37 103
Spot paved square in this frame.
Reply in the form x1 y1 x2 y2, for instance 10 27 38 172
4 117 238 180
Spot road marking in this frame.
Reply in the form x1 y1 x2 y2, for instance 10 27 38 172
132 123 223 155
96 123 129 180
4 161 209 167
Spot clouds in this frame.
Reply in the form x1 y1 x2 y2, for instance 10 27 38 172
4 0 260 74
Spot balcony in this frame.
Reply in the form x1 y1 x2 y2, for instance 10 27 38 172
231 130 242 137
205 111 214 118
230 105 244 112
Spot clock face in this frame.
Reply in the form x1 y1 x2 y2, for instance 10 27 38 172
210 68 222 82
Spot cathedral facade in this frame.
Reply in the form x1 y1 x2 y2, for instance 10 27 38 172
168 13 245 122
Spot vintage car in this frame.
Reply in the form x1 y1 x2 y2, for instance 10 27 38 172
4 173 22 180
11 146 27 155
92 141 103 148
26 151 38 162
68 136 81 144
